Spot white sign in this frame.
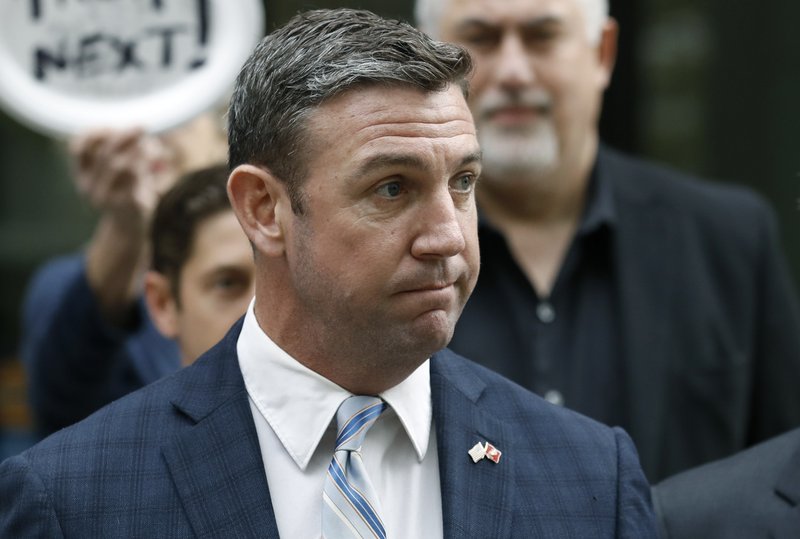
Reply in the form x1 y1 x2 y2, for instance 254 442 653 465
0 0 264 136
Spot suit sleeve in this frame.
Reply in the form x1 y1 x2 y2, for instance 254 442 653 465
613 427 659 538
0 455 64 538
750 204 800 444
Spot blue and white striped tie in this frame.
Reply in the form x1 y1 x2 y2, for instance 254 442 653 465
322 396 388 539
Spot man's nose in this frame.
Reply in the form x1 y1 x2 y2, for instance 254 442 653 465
494 33 536 90
411 190 468 259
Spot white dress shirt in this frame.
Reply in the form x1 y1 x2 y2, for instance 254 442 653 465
237 301 443 538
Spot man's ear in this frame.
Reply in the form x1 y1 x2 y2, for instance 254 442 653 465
143 271 179 339
227 164 290 257
596 17 619 89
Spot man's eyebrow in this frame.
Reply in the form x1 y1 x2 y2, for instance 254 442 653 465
352 150 481 178
458 151 483 169
354 153 428 177
454 15 563 33
208 264 251 273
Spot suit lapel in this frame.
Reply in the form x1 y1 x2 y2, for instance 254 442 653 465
161 321 280 538
603 151 678 479
431 351 512 539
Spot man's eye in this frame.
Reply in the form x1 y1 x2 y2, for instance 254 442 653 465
214 276 236 289
524 28 560 48
451 174 476 193
460 30 500 50
210 273 249 295
376 181 403 198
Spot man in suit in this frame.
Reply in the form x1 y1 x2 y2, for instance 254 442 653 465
0 9 657 537
652 427 800 538
415 0 800 481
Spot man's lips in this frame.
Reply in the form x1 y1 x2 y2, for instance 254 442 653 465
395 284 458 316
397 281 457 294
393 280 459 306
484 106 546 125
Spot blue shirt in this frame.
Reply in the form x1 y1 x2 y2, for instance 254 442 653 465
21 254 180 435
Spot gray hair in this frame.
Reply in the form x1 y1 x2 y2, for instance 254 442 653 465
228 8 473 213
415 0 609 45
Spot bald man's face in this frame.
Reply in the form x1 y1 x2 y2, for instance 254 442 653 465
435 0 613 181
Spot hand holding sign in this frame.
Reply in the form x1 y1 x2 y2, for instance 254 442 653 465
70 128 172 215
0 0 264 136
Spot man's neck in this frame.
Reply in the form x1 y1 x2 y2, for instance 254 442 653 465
477 171 585 225
476 145 596 296
477 137 596 225
253 295 428 396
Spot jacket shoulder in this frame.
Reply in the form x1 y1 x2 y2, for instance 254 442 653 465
654 427 800 511
600 147 780 261
653 428 800 538
600 146 772 218
21 368 186 463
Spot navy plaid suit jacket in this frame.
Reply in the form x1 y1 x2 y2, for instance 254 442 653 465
0 320 657 537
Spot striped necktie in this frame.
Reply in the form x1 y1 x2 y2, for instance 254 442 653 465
322 396 388 539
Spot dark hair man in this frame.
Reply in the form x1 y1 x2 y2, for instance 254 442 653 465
0 9 656 537
416 0 800 481
143 164 254 365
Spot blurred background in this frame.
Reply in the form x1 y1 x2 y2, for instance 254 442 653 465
1 0 798 456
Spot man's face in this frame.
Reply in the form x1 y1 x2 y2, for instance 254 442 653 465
175 210 255 364
282 84 481 367
436 0 612 181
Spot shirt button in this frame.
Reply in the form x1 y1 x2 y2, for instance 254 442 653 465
544 390 564 406
536 302 555 324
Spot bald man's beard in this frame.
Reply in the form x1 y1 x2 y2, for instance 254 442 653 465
477 118 560 186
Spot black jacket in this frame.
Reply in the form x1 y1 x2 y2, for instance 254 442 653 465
452 146 800 481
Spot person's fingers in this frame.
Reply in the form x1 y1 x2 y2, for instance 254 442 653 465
139 135 176 193
72 128 145 196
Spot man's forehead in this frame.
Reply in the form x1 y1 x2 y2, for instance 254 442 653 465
300 84 480 183
440 0 578 27
308 84 476 142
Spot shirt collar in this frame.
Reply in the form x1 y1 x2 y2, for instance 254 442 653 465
237 300 433 471
577 160 616 236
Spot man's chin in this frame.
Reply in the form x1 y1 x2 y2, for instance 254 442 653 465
480 142 559 181
407 309 457 353
478 121 559 168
